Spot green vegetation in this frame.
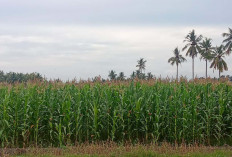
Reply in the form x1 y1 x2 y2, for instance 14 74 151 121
14 150 232 157
0 71 43 83
1 144 232 157
0 80 231 147
0 28 232 157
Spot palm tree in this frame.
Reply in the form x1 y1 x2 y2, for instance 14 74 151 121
136 58 147 73
199 38 214 78
117 72 126 81
210 45 228 78
108 70 117 80
222 28 232 54
146 72 153 80
135 70 145 79
135 70 141 78
0 71 5 82
130 71 136 80
168 47 186 80
182 30 202 80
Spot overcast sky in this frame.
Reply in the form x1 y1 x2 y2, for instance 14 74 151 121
0 0 231 80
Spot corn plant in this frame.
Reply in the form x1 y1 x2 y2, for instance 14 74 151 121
0 81 231 147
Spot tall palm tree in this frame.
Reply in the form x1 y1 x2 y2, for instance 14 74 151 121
108 70 117 80
168 47 186 80
0 71 5 82
130 71 136 80
210 45 228 78
199 38 214 78
135 70 140 78
146 72 153 80
134 70 145 79
222 28 232 54
136 58 147 73
117 72 126 81
182 30 202 80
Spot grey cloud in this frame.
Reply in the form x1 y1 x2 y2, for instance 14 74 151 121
0 0 231 25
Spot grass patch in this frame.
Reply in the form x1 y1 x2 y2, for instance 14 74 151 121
2 143 231 157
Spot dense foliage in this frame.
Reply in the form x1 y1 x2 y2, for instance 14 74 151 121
0 71 43 83
0 80 231 147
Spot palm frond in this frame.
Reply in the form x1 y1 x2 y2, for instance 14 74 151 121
223 36 232 43
222 60 228 71
182 45 189 51
222 33 229 37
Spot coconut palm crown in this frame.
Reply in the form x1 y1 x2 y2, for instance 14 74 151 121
108 70 117 80
210 45 228 78
117 72 126 81
222 27 232 54
136 58 147 73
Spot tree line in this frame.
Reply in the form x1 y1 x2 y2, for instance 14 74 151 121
109 28 232 81
108 58 154 81
0 71 43 83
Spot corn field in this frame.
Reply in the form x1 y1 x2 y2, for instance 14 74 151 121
0 81 232 147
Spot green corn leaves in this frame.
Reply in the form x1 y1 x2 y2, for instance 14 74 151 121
0 82 231 147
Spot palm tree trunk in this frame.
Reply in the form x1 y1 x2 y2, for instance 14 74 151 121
219 70 221 78
206 60 208 78
177 64 179 81
192 57 194 80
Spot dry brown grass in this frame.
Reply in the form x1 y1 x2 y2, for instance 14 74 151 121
0 76 231 89
1 142 231 157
